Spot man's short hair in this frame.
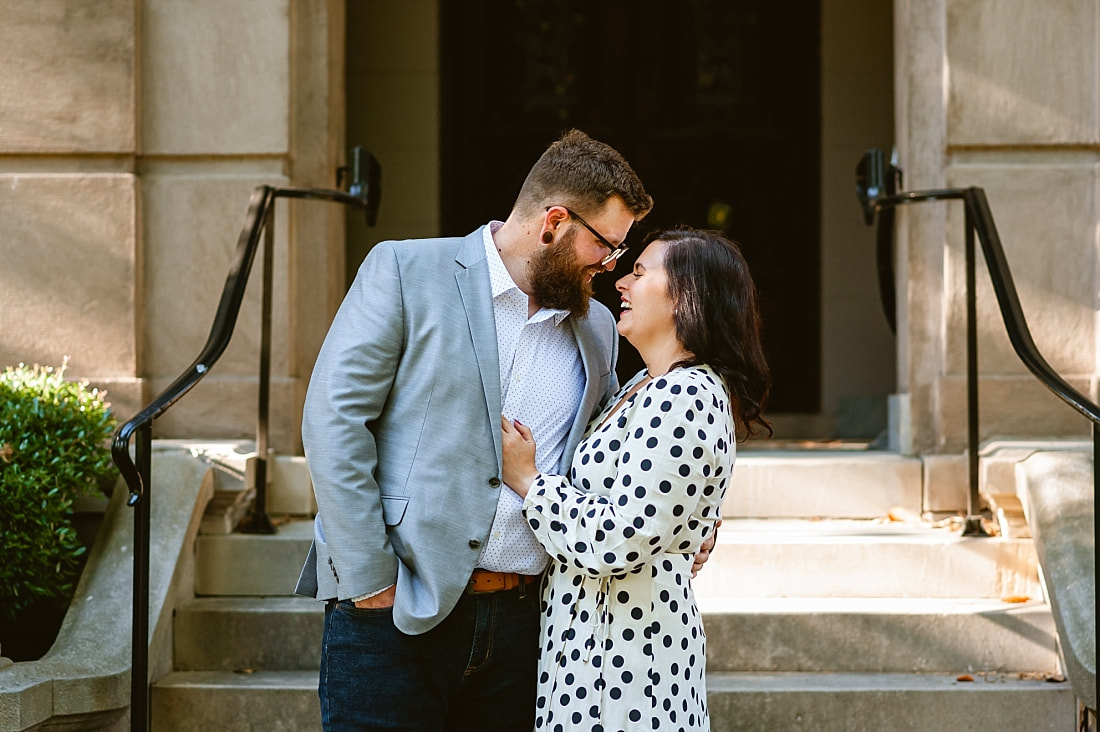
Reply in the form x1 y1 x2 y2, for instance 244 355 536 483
513 129 653 221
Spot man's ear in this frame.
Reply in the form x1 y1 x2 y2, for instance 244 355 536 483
540 205 569 245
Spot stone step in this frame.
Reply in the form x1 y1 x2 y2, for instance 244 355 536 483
151 670 320 731
174 597 323 671
194 518 1041 600
150 670 1076 731
705 672 1076 731
173 595 1059 676
194 518 314 596
699 597 1059 674
692 519 1041 599
255 450 927 520
729 451 923 517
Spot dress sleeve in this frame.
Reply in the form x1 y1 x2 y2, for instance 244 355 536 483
522 372 732 578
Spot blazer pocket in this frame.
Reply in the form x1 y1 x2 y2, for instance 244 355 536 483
381 496 409 526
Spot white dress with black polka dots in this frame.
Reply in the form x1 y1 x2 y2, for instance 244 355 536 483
523 365 735 732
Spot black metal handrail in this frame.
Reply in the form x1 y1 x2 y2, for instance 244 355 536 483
857 149 1098 708
111 151 379 731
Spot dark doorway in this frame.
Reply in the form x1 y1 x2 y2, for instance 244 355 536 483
441 1 821 413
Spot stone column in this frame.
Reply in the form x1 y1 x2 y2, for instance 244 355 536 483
894 0 1099 454
0 1 142 418
1 1 345 453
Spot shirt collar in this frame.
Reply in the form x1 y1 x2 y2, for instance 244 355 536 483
482 222 571 325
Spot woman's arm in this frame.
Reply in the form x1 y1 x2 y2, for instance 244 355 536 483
522 372 733 578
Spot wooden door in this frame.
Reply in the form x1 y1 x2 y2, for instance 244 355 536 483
441 0 821 413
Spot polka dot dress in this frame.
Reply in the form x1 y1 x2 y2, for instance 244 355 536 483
522 365 735 732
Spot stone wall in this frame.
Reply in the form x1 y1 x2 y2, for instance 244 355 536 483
0 0 346 453
894 0 1099 452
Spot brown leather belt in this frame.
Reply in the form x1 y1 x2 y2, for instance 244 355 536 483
467 569 540 595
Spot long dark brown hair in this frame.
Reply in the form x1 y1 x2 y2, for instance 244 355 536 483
650 227 772 440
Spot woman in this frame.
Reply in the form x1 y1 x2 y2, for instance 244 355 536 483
502 228 771 731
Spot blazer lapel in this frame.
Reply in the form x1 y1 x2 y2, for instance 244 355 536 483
455 228 503 463
561 317 604 472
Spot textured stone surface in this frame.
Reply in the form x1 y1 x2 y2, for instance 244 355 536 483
922 453 967 513
947 0 1099 145
701 597 1058 674
728 452 922 518
151 670 319 731
142 0 289 154
819 0 897 422
936 374 1093 451
194 519 313 596
0 445 214 728
979 439 1092 497
706 672 1076 731
173 598 321 671
265 456 316 516
1017 451 1096 709
345 0 441 278
894 0 1100 453
691 519 1041 600
141 173 290 376
944 162 1097 376
0 1 135 153
145 375 298 450
0 175 136 376
139 172 301 447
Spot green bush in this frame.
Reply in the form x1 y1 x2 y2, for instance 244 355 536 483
0 361 117 627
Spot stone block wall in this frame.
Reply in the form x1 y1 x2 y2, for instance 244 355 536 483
0 0 345 452
0 1 142 411
895 0 1099 452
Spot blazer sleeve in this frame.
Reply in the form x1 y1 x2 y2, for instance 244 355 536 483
302 242 404 600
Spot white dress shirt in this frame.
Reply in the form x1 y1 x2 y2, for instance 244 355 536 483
476 222 585 574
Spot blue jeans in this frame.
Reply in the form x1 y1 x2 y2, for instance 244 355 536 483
319 588 540 731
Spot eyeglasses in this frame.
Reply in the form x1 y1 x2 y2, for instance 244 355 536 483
546 206 629 265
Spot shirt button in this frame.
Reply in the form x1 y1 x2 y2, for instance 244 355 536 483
488 477 501 488
469 539 481 549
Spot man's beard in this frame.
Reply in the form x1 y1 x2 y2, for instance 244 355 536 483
527 228 596 318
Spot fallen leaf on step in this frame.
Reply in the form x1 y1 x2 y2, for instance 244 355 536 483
235 668 256 674
1017 671 1066 683
887 506 921 523
1000 595 1029 603
956 674 974 682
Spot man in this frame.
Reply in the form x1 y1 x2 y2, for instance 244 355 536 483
297 130 652 730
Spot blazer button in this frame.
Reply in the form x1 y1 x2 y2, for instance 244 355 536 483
469 539 481 549
488 477 501 488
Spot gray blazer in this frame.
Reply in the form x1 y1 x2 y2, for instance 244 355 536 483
295 227 620 635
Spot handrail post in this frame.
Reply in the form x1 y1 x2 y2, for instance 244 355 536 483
110 174 379 726
962 193 990 536
131 424 151 732
240 200 276 535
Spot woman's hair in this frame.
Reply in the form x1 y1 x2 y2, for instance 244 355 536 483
649 227 772 440
513 129 653 220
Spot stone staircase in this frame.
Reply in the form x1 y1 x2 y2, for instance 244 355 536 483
150 450 1079 730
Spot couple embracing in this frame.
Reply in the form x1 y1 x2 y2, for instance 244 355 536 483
296 130 771 732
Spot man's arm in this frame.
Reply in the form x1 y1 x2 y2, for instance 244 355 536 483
303 242 405 601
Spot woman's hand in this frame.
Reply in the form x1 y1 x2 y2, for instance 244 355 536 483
501 416 539 498
691 518 721 578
